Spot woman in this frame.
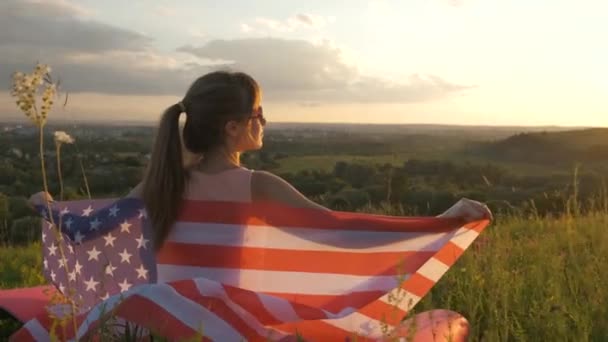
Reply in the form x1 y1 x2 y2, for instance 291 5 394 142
30 70 492 251
27 70 491 341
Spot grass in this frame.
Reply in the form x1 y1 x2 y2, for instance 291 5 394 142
2 211 607 340
413 212 608 341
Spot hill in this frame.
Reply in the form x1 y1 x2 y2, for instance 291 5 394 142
473 128 608 165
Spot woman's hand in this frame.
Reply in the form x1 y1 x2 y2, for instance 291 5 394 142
437 198 493 222
28 191 54 208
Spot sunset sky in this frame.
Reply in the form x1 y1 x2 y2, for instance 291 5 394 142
0 0 606 126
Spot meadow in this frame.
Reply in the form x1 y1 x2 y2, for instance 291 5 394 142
2 122 608 340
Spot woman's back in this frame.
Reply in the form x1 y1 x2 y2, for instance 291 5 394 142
155 167 253 284
184 167 253 203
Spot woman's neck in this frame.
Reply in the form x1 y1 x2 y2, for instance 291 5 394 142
196 147 241 173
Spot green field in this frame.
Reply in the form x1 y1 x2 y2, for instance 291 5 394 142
2 211 607 341
273 154 407 173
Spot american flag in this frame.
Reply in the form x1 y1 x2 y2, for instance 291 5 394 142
14 199 489 341
35 198 156 310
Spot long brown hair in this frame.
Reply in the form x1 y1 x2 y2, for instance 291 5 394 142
142 71 261 250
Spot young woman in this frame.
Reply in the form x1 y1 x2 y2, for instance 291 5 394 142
26 70 491 341
30 70 492 253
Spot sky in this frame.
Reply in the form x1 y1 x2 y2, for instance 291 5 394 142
0 0 606 126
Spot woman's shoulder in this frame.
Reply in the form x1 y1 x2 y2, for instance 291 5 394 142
251 170 329 210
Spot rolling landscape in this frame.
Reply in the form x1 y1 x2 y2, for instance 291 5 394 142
2 122 608 340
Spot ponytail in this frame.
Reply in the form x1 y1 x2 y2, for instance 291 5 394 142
142 103 186 250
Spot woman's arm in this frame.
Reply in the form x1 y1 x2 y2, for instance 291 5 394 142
251 171 331 211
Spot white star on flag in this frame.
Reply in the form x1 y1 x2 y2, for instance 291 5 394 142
59 283 65 294
103 233 116 247
68 270 77 282
90 217 101 231
84 276 99 292
74 231 85 244
118 278 132 293
87 246 101 261
50 270 56 281
109 205 120 217
120 221 131 233
42 232 46 243
82 205 93 216
48 243 57 256
65 217 73 230
135 265 148 280
74 260 83 274
119 249 132 264
60 207 70 216
105 263 117 276
136 234 149 249
138 209 147 219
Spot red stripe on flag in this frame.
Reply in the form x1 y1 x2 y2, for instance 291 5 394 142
357 299 408 327
465 219 489 233
9 323 37 342
222 285 285 325
179 200 465 233
115 294 210 341
275 319 360 342
434 241 465 267
262 291 386 314
158 243 436 276
170 281 270 342
403 273 436 298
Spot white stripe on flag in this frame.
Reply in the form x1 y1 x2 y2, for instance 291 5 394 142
256 292 302 323
416 257 450 282
324 311 387 339
169 222 455 252
450 227 479 250
24 319 51 341
74 290 131 340
135 284 246 341
379 289 422 314
193 279 289 341
156 265 403 295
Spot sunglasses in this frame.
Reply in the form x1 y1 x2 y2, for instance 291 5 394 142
249 106 266 126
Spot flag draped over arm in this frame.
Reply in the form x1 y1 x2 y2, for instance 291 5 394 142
13 198 489 341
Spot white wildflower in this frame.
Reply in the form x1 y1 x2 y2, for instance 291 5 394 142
54 131 75 145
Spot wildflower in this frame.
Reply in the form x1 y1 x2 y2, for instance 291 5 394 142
54 131 75 145
11 63 58 127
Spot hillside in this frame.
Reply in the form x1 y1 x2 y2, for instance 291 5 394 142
473 128 608 165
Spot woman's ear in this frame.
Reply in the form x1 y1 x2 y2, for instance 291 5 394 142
224 120 243 138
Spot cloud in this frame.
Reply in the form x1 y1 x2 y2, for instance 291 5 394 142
0 0 151 52
178 38 472 103
3 0 93 18
0 1 470 103
241 13 332 34
0 0 198 95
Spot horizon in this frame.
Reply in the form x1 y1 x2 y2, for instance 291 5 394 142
1 0 606 127
0 116 599 130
